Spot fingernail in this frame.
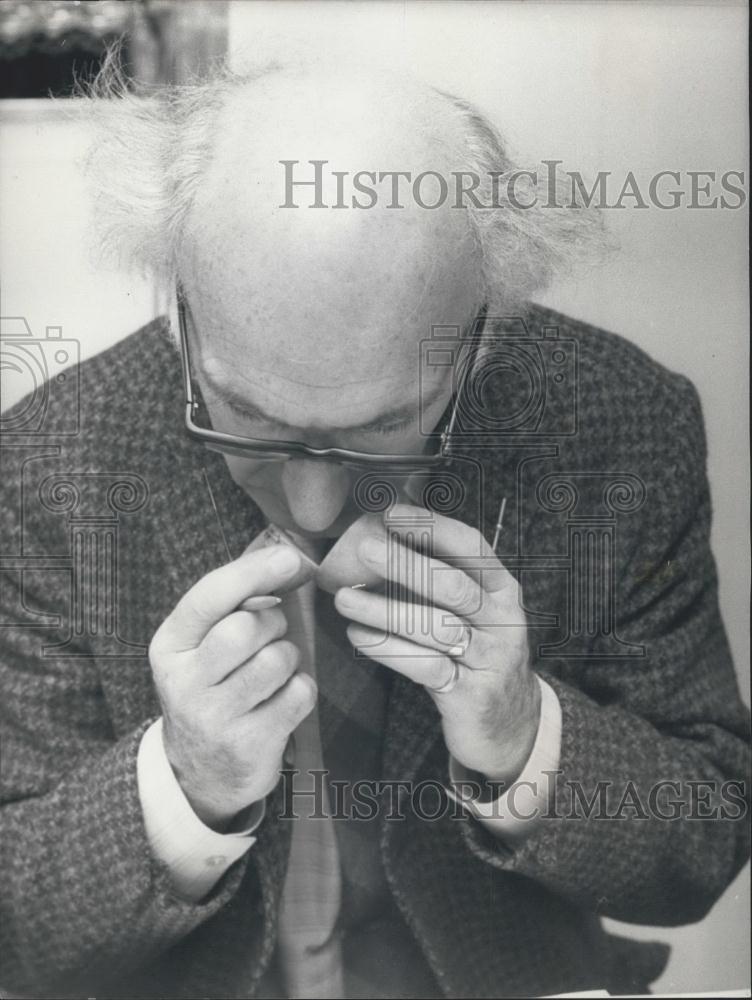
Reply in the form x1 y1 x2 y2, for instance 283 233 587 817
350 583 367 589
448 644 467 658
241 595 282 611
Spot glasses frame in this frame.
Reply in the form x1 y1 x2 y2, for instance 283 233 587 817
176 282 485 469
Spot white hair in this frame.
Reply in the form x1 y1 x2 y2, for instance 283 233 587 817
80 48 608 311
440 92 610 311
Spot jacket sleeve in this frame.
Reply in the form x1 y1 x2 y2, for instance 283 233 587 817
459 377 751 926
0 489 249 995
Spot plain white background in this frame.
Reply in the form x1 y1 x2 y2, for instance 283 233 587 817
0 1 748 993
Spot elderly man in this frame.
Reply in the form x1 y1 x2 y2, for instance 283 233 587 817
0 58 749 999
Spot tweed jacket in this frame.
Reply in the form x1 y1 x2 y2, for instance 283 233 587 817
0 306 749 999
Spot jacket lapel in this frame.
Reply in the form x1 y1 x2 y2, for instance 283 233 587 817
153 445 266 594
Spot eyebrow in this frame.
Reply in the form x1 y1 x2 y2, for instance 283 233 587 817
200 369 449 434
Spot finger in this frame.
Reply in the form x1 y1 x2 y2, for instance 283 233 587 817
383 504 516 594
162 545 300 652
249 671 317 740
217 639 301 713
335 586 477 658
358 536 489 622
198 607 288 682
243 529 320 594
346 623 462 694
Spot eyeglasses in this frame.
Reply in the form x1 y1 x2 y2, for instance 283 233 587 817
176 283 486 470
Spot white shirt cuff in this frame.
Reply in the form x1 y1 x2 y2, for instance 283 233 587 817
447 677 562 844
137 717 263 901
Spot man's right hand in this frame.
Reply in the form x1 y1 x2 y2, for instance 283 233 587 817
148 544 316 830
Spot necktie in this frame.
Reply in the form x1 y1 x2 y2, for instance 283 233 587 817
275 543 344 1000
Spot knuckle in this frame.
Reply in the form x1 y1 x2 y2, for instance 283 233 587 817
155 666 178 703
440 619 467 647
444 571 475 613
280 673 317 724
231 642 301 709
150 652 186 704
253 639 297 675
174 590 206 630
265 607 289 641
148 626 170 665
222 612 255 649
202 613 253 664
249 643 274 673
230 661 261 702
226 608 287 650
274 639 301 672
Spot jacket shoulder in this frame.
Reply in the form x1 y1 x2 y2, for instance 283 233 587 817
73 317 180 453
0 319 183 559
526 304 706 463
2 317 181 464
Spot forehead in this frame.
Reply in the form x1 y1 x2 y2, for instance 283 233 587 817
183 217 480 431
190 282 472 431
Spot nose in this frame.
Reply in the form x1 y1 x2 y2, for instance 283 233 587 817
281 459 351 533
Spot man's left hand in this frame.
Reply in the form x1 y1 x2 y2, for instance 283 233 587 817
334 505 541 785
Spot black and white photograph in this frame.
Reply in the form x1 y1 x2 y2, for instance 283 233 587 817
0 2 749 997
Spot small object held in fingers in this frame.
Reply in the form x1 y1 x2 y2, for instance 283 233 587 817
240 595 282 611
244 523 320 592
263 525 321 571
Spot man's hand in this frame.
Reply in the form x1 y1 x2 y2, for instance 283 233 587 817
149 544 317 830
334 505 540 785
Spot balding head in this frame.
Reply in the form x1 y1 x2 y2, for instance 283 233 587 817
180 64 481 434
85 53 603 533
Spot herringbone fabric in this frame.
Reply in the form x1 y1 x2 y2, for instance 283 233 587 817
0 306 749 999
